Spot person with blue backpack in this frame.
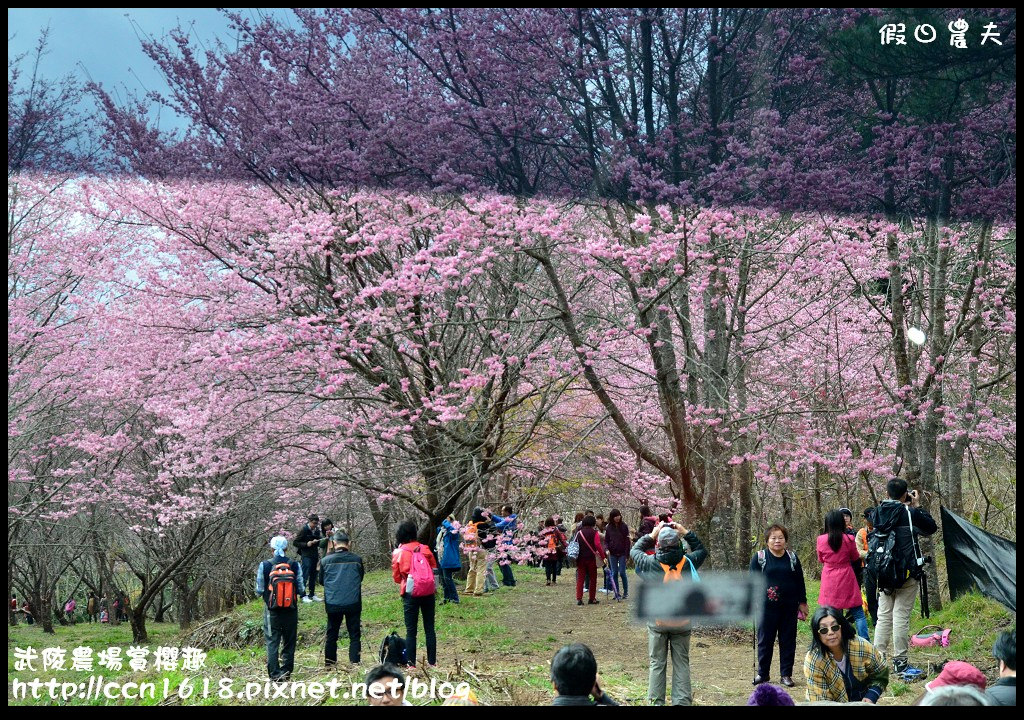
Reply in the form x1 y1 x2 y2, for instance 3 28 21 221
391 520 439 669
750 523 808 688
255 535 305 681
436 515 462 604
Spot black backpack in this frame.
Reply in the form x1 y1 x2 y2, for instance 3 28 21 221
870 504 922 593
379 631 409 666
756 548 798 573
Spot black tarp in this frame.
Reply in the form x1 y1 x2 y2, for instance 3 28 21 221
941 505 1016 613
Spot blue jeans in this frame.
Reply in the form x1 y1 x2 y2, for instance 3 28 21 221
440 568 459 602
608 554 628 598
846 605 870 640
301 556 317 598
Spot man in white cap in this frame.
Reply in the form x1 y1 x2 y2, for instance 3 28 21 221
256 535 305 680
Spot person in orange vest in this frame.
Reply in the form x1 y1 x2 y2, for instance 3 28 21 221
857 508 878 626
630 521 708 706
256 535 305 680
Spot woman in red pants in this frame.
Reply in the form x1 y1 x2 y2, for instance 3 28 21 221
573 515 606 605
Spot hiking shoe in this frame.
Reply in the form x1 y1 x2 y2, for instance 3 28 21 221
899 665 925 682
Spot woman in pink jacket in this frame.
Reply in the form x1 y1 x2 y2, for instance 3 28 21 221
817 510 869 639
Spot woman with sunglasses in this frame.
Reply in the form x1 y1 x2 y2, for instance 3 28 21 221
803 606 889 703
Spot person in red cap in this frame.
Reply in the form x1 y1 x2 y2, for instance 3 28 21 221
911 660 989 705
926 660 987 692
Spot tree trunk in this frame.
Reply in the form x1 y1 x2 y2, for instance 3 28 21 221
781 481 794 531
365 490 393 568
35 563 55 634
129 605 149 644
736 461 753 562
154 588 167 623
175 583 192 630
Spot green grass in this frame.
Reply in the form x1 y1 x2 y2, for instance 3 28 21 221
8 620 182 707
8 570 526 706
890 680 911 697
908 590 1014 665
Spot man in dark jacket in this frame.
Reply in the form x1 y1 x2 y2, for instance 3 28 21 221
319 530 364 665
871 477 937 677
986 631 1016 706
256 536 305 680
631 521 708 706
294 513 322 603
549 644 619 706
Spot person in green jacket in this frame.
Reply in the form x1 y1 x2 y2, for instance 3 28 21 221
630 520 708 706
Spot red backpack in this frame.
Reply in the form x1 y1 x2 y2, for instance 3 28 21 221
404 545 437 597
268 562 297 609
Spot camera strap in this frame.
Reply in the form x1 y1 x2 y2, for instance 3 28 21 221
905 504 924 566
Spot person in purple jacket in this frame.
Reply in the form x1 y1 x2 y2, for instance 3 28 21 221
603 509 630 600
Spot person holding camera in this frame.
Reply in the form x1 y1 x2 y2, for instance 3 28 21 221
549 643 619 706
630 520 708 706
294 513 323 603
871 477 937 678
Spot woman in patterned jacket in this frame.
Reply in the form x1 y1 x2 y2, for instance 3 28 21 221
804 606 889 703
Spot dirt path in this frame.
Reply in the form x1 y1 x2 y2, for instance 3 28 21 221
470 570 766 705
447 567 915 706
